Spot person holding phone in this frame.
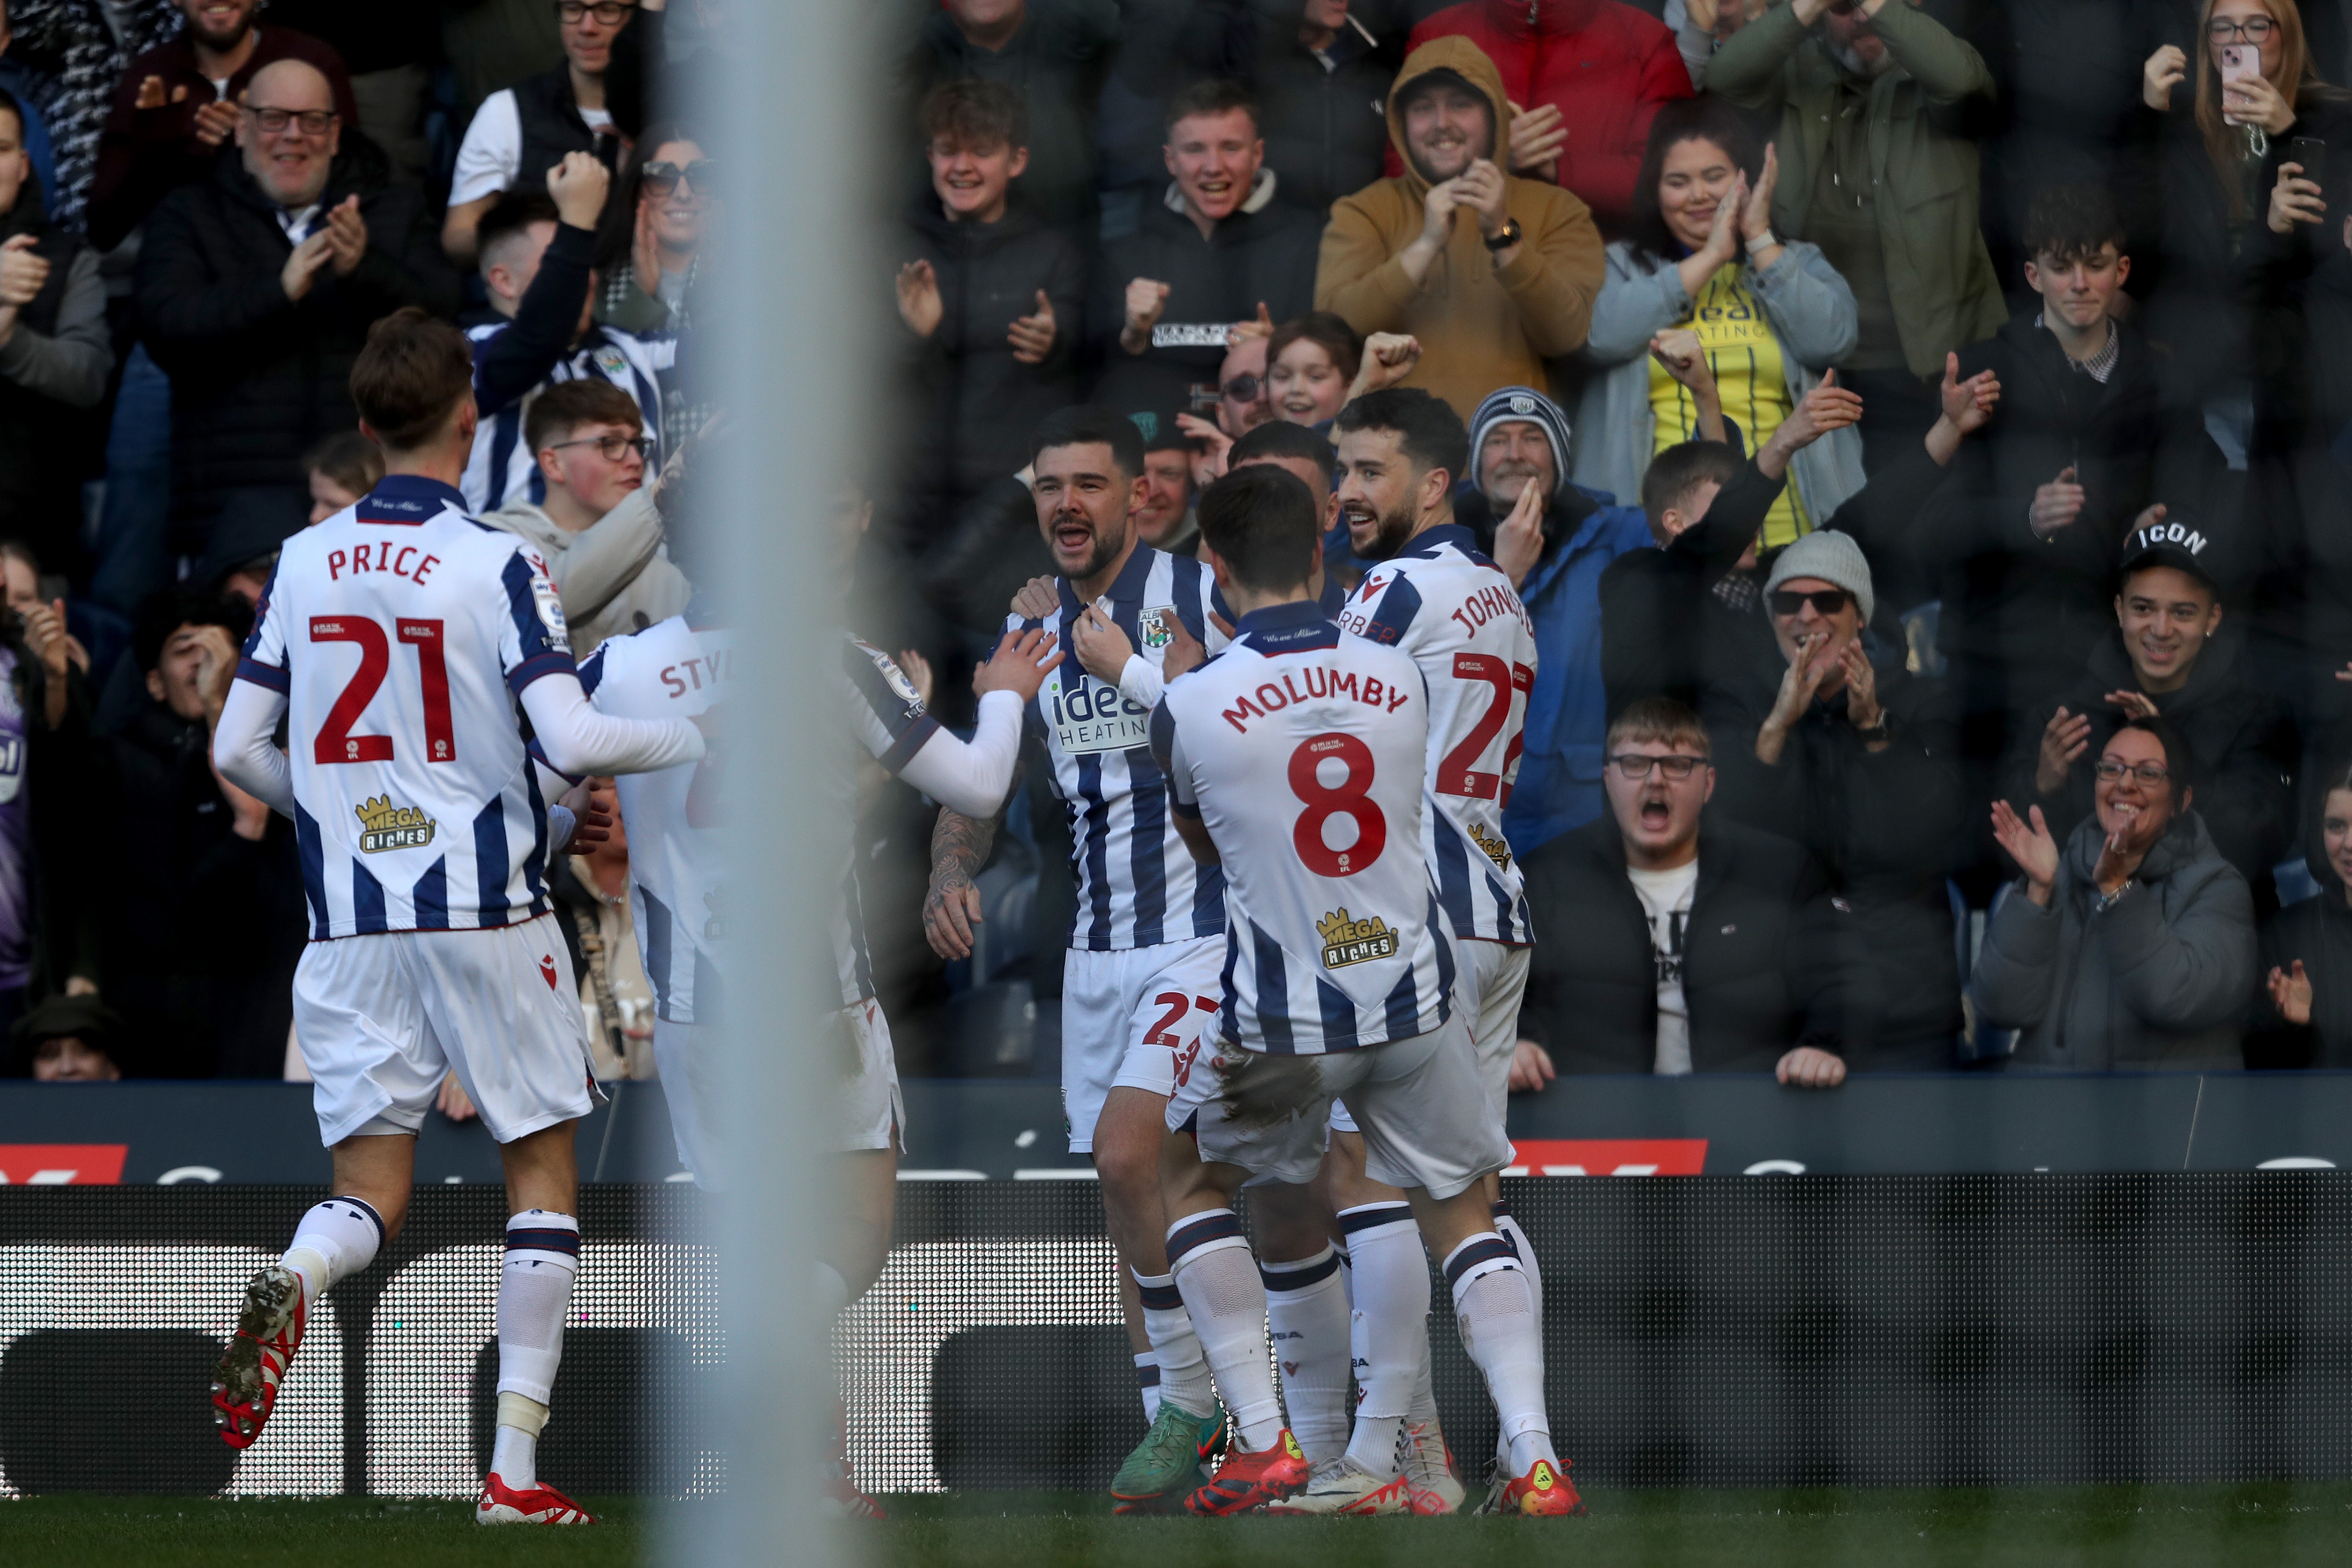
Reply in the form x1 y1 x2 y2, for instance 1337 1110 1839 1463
2138 0 2350 466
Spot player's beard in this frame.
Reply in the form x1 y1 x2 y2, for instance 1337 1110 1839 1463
1344 496 1418 563
1061 509 1130 583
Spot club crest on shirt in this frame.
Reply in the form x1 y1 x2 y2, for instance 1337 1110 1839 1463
881 658 925 713
593 346 630 379
1318 908 1398 969
1140 607 1176 651
355 794 436 853
1467 820 1514 872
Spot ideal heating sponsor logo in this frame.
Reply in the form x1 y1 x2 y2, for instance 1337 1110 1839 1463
1047 674 1150 756
1318 908 1398 969
355 795 436 854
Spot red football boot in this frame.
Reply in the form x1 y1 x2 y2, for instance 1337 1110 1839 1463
475 1474 595 1525
1183 1429 1311 1515
210 1264 304 1449
1500 1456 1587 1517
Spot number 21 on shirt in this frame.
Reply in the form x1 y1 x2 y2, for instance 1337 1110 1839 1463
310 615 456 764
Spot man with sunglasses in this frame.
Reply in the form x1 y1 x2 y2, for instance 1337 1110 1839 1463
445 0 654 267
1517 695 1847 1077
1697 527 1963 1072
479 379 686 655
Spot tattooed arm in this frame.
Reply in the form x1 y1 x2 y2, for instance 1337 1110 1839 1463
922 807 1001 960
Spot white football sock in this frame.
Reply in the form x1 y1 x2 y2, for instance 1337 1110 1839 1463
1166 1209 1282 1450
1491 1199 1545 1469
493 1210 580 1486
1133 1351 1162 1424
1261 1245 1351 1463
1444 1232 1555 1475
491 1393 548 1492
282 1195 384 1309
1405 1315 1444 1462
1340 1202 1425 1476
1134 1268 1214 1419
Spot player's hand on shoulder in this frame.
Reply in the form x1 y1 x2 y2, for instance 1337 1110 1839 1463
1009 576 1059 621
972 627 1057 702
1159 612 1207 682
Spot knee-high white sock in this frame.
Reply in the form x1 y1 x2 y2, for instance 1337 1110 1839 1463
1404 1309 1444 1463
1444 1232 1555 1475
281 1195 384 1309
1134 1351 1162 1424
1166 1209 1283 1451
1340 1202 1426 1476
1490 1198 1545 1468
492 1210 580 1490
1134 1268 1214 1419
1261 1245 1351 1463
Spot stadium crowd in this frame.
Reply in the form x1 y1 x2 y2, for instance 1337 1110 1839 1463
2 0 2352 1084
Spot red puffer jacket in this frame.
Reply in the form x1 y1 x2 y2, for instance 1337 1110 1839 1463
1391 0 1693 233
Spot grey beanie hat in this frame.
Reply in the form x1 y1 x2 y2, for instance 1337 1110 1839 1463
1764 529 1874 626
1467 386 1573 500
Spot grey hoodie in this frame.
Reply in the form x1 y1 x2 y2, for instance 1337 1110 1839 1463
478 485 688 656
1971 809 2254 1070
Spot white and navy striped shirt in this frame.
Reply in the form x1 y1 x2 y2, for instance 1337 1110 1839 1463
461 321 676 513
576 616 731 1023
1009 546 1224 953
1152 601 1452 1054
1337 523 1536 945
237 475 575 938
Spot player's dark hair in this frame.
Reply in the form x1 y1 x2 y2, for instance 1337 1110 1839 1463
1265 310 1363 384
1638 440 1744 541
2023 183 2127 269
1032 405 1145 483
476 190 563 274
134 587 254 677
1228 418 1336 475
922 77 1027 150
525 379 642 457
300 428 384 499
350 308 475 451
1332 388 1468 490
1197 465 1318 593
1165 77 1259 137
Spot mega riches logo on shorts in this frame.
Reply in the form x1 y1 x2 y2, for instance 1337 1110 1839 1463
355 795 437 853
1318 908 1398 969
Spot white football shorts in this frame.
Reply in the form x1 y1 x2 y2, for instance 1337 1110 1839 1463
1059 934 1225 1153
1330 935 1526 1137
294 913 601 1147
832 997 905 1155
1169 1012 1509 1201
650 999 900 1190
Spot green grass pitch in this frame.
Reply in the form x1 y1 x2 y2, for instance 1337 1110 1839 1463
6 1485 2352 1567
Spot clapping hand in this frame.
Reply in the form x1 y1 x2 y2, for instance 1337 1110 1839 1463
1007 289 1057 363
1506 98 1567 182
192 97 241 148
2269 960 2315 1026
1990 798 2061 899
324 195 367 277
2104 688 2160 722
2030 466 2085 538
280 231 334 301
2034 705 2092 794
1939 350 2000 434
896 259 943 338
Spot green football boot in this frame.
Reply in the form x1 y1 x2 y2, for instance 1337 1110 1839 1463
1110 1397 1230 1514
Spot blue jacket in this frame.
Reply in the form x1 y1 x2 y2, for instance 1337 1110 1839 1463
1489 483 1654 858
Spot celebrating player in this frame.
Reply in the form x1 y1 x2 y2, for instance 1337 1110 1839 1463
1150 464 1578 1517
923 407 1233 1512
208 309 707 1526
1332 387 1547 1509
575 472 1053 1513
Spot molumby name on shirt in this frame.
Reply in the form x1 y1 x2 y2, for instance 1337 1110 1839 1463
1221 666 1410 733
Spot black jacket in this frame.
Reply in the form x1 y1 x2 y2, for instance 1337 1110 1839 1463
1176 0 1401 217
1518 815 1848 1073
1702 642 1966 1062
2000 627 2295 908
1087 180 1323 421
0 189 98 566
2253 839 2352 1068
1598 494 1769 721
897 192 1087 534
96 701 308 1078
1929 309 2222 715
135 144 460 534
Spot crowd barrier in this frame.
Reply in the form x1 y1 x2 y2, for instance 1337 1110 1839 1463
7 1076 2352 1494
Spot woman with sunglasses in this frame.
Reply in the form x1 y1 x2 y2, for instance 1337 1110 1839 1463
596 127 712 335
1978 717 2256 1069
2138 0 2350 462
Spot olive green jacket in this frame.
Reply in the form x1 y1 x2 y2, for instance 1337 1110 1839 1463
1707 0 2005 380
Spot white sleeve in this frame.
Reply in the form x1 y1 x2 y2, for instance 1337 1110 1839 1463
894 688 1023 819
213 679 295 817
450 91 523 205
520 670 706 777
1117 653 1164 714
